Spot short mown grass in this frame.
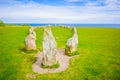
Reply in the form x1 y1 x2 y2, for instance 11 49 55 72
0 26 120 80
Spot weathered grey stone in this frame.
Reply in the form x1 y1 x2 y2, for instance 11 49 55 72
25 27 36 50
42 27 57 66
65 27 78 55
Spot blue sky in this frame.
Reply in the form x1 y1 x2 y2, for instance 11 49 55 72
0 0 120 23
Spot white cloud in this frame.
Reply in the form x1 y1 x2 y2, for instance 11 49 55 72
64 0 83 2
0 0 120 23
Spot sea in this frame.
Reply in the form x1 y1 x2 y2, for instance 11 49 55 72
7 23 120 28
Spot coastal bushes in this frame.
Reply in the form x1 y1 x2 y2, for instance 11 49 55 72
0 20 5 27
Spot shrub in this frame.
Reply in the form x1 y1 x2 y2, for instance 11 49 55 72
0 20 5 27
21 24 26 26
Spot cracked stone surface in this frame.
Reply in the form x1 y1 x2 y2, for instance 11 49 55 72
25 27 36 50
42 27 57 66
65 27 78 55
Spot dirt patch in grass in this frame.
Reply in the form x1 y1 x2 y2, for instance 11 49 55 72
32 49 79 74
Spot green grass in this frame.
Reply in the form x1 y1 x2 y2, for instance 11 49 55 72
0 26 120 80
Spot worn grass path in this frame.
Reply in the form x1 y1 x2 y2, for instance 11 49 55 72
0 26 120 80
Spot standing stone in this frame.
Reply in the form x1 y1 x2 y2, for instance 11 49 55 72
42 27 57 66
65 27 78 55
25 27 36 50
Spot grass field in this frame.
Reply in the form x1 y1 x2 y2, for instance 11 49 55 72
0 26 120 80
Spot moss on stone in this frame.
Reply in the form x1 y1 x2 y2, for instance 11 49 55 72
41 61 60 68
66 51 79 56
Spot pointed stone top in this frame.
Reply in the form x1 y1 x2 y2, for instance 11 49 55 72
29 27 34 33
29 27 36 37
43 26 51 30
73 27 77 34
43 27 52 35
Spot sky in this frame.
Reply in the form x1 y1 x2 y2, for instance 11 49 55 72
0 0 120 23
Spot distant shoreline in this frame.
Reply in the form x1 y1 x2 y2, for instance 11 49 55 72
6 23 120 28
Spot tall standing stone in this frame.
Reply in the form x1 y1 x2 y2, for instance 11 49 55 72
65 27 78 55
25 27 36 50
42 27 57 66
